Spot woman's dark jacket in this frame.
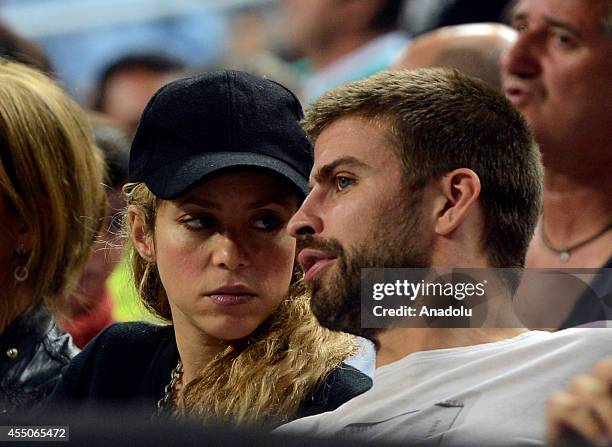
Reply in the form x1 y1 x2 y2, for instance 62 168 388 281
0 303 79 414
50 322 372 422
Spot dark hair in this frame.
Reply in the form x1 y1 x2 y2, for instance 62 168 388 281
303 68 543 268
92 52 186 112
89 116 130 189
402 0 511 36
603 0 612 35
371 0 404 32
0 22 54 76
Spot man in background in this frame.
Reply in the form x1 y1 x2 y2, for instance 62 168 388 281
393 23 517 90
59 116 130 348
92 53 186 134
280 0 408 103
501 0 612 327
0 21 54 76
400 0 511 37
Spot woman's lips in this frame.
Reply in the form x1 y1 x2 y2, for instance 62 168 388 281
205 285 257 306
207 294 256 306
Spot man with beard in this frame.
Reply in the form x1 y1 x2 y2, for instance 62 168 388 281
275 69 612 445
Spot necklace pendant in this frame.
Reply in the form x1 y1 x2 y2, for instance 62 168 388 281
559 251 570 263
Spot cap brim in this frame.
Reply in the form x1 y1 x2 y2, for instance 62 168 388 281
142 152 310 200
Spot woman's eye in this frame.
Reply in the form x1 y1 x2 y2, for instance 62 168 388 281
183 216 216 230
253 215 282 231
335 176 353 191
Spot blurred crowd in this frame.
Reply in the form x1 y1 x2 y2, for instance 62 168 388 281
0 0 519 340
0 0 610 445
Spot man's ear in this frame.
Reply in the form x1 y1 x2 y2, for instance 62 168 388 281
433 168 481 236
128 206 155 262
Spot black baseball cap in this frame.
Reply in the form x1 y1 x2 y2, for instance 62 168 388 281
129 70 313 200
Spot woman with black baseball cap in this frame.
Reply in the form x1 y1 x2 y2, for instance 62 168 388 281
51 70 371 426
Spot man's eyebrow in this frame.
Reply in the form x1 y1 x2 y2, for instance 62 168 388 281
507 9 527 23
544 17 582 38
311 156 371 186
509 10 582 39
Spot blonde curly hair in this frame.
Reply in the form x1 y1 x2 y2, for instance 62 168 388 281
123 182 357 427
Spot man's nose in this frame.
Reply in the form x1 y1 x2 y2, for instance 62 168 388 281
501 30 542 80
288 192 323 237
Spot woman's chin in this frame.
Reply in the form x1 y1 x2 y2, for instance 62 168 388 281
199 319 262 342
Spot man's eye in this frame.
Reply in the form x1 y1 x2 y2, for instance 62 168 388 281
550 30 574 47
513 22 528 33
253 216 282 231
335 176 354 191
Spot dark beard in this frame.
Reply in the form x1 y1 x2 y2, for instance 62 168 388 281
299 197 432 344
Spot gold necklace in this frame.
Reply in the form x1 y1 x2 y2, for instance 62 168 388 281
541 221 612 263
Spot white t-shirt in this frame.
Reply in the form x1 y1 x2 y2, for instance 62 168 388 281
277 329 612 446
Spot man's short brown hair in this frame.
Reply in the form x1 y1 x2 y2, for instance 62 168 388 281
303 68 543 268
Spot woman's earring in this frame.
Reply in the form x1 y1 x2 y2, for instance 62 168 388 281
14 244 29 282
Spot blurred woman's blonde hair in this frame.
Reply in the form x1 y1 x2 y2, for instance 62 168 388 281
0 59 107 330
123 182 356 427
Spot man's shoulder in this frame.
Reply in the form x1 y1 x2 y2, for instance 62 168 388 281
484 328 612 363
487 328 612 379
547 326 612 350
